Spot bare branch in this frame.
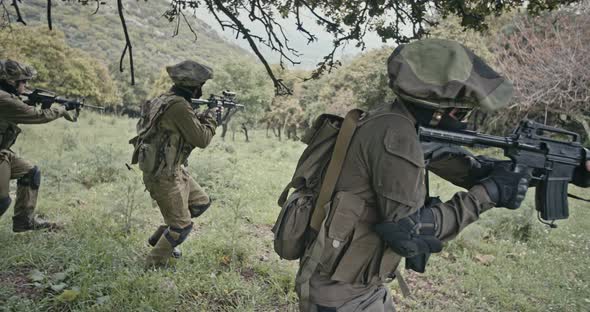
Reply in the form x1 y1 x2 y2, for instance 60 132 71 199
47 0 52 30
209 0 291 95
12 0 25 25
117 0 135 85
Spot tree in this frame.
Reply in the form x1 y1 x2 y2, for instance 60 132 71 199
0 26 119 106
490 7 590 143
1 0 582 94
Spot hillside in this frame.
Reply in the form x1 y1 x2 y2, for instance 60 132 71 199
16 0 253 104
0 112 588 311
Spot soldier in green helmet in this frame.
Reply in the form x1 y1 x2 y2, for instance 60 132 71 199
293 38 537 311
0 59 77 232
130 60 218 267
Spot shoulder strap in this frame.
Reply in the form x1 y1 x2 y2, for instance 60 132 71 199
309 108 363 232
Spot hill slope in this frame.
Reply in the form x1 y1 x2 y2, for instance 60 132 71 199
16 0 253 104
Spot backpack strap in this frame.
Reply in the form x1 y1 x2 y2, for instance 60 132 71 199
309 108 363 232
297 109 363 311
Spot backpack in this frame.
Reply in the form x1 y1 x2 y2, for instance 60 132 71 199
272 109 363 260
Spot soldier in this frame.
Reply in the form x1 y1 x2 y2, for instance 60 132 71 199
130 60 217 267
293 39 543 311
0 59 76 232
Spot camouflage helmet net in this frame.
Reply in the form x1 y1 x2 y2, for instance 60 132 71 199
166 60 213 87
387 38 513 112
0 59 37 82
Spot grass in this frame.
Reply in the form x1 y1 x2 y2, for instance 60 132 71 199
0 112 588 311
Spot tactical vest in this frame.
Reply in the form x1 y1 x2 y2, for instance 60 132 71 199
0 120 20 150
0 91 22 150
130 93 192 176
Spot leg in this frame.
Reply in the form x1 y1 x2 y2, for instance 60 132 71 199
186 170 211 219
143 172 193 266
0 151 12 217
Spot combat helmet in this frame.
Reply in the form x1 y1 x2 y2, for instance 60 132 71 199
387 38 513 112
166 60 213 88
0 59 37 82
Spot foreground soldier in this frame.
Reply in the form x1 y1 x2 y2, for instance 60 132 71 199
293 39 540 311
130 60 217 267
0 59 76 231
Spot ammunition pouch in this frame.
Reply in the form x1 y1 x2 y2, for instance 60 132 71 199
0 122 21 150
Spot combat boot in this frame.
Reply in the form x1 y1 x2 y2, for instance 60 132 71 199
148 225 182 259
12 215 62 232
146 234 178 268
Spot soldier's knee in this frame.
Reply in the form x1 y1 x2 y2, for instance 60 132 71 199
0 196 11 217
164 223 193 247
17 166 41 190
189 200 211 218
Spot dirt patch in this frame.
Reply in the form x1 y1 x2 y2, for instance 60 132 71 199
250 223 274 240
0 268 43 299
240 267 256 281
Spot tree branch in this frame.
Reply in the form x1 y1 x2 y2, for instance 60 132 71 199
12 0 25 25
210 0 291 95
47 0 52 30
117 0 135 85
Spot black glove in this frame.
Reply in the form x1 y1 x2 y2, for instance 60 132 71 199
375 198 443 273
480 163 532 209
572 161 590 188
63 100 80 111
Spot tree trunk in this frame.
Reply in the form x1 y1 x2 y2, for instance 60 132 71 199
221 124 228 140
242 123 249 142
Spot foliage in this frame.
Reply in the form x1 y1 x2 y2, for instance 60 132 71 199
9 0 251 106
0 26 118 106
157 0 583 93
0 112 588 311
3 0 580 94
490 9 590 142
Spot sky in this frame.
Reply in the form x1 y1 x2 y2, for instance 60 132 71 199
193 5 397 69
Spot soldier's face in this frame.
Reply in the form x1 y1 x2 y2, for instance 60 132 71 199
16 80 27 95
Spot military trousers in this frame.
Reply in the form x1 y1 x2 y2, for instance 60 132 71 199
313 286 395 312
143 167 210 229
0 149 38 220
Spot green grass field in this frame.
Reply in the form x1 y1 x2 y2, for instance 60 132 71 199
0 112 589 311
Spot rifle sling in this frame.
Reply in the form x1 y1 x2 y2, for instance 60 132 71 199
310 109 363 232
568 193 590 203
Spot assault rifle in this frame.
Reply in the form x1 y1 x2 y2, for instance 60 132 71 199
191 90 244 124
23 88 104 111
419 120 590 226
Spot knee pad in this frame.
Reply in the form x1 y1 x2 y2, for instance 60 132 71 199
189 201 211 218
17 166 41 190
0 196 11 217
164 223 193 247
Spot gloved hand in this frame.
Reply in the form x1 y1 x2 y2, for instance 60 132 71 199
572 159 590 188
480 163 532 209
375 199 443 273
63 100 80 111
374 203 442 258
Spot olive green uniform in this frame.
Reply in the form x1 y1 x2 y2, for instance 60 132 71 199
299 102 495 310
131 91 216 265
0 89 71 224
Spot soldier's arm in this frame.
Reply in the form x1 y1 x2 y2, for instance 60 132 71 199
0 95 68 124
168 99 217 148
368 120 494 241
365 119 425 222
431 185 495 242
